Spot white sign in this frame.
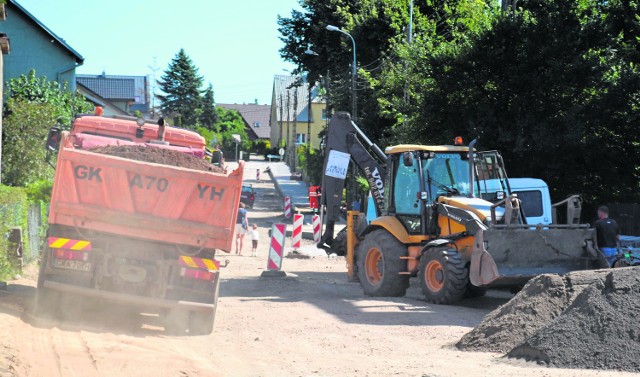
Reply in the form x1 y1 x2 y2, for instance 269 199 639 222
278 148 285 156
325 150 350 179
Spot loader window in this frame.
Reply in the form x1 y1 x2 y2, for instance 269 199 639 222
423 153 471 200
393 155 421 233
394 158 420 215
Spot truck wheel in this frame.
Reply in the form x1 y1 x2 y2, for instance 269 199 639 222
189 309 214 335
165 309 189 335
419 247 467 304
188 276 220 335
34 248 60 317
356 229 409 297
34 287 60 318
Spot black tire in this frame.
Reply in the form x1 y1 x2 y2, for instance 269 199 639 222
464 280 487 298
34 248 60 317
188 276 220 335
356 229 409 297
165 308 189 335
418 247 467 304
331 228 348 256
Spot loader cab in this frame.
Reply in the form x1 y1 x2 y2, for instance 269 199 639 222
386 146 512 235
386 145 472 235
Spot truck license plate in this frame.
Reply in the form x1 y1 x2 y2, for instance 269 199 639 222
53 259 92 272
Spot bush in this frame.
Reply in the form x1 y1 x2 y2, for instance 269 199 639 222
296 145 324 185
1 100 58 187
0 186 29 280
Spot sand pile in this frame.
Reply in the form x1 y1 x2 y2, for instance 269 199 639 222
458 268 640 372
89 145 224 173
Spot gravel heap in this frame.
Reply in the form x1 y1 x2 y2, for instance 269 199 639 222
89 145 224 173
457 268 640 372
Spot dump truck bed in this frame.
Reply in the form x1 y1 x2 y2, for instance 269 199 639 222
49 132 243 252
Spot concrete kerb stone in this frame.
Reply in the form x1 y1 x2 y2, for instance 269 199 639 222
266 167 284 200
260 270 287 278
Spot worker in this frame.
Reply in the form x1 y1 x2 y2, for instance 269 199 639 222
594 205 620 267
157 117 167 141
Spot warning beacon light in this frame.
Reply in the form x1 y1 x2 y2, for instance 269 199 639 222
454 136 464 146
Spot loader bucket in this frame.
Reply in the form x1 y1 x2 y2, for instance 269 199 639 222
469 225 608 287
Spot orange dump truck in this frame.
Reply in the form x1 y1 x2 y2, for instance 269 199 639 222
37 113 243 334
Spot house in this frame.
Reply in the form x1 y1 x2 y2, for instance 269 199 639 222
2 0 83 91
0 5 11 185
217 103 270 142
77 74 150 117
269 74 327 150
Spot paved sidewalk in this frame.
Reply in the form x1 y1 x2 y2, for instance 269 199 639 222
266 161 310 209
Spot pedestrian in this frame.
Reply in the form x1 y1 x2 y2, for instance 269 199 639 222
235 202 249 255
594 205 621 267
249 224 259 257
256 168 261 182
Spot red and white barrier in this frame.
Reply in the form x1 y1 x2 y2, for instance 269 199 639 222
267 223 286 271
283 196 292 218
312 215 321 244
292 214 303 250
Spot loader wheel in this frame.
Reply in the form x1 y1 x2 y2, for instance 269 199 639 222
356 229 409 297
464 281 487 298
419 247 467 304
331 228 348 256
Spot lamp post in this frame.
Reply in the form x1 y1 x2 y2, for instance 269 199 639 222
326 25 356 120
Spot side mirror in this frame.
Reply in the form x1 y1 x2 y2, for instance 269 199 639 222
46 127 61 151
402 152 414 167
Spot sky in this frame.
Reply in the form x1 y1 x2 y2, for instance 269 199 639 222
17 0 301 105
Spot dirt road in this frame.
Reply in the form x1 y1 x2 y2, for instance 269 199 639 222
0 158 634 377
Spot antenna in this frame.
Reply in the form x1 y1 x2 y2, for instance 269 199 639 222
148 56 160 118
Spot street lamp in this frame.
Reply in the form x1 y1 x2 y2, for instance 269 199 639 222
326 25 357 120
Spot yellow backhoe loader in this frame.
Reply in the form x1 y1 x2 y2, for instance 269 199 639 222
318 112 607 304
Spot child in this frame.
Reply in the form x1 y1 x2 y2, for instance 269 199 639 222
249 224 260 257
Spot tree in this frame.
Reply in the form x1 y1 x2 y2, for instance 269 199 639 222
156 49 204 128
6 69 93 129
1 70 92 186
1 100 57 186
199 84 217 129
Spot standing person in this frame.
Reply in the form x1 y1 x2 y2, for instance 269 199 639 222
256 168 261 182
249 224 259 257
594 205 621 267
235 202 249 255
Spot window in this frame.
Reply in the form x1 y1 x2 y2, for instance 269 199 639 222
321 108 329 120
513 190 543 217
295 133 307 145
254 122 261 128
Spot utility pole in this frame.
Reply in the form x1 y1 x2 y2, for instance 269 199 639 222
307 80 312 176
292 85 298 171
278 94 284 147
147 56 159 118
286 90 291 159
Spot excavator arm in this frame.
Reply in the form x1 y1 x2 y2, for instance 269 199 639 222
318 112 387 251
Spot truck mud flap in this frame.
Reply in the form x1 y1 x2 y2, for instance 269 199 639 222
470 227 607 287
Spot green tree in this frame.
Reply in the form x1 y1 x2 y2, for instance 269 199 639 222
6 69 93 129
156 49 204 128
1 100 57 186
199 83 218 129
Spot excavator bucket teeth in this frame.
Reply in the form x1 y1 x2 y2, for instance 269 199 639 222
472 227 606 287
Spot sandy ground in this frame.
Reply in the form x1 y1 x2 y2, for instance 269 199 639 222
0 158 634 377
